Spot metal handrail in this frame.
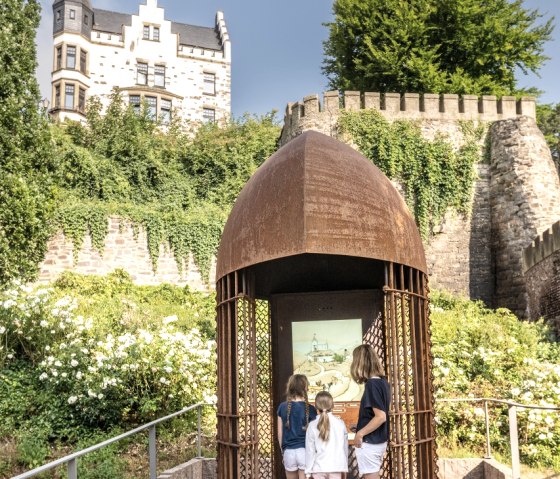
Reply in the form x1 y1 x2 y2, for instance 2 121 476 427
436 397 560 479
12 402 211 479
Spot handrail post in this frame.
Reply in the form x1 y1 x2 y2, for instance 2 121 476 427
67 458 77 479
149 425 157 479
484 400 492 459
508 405 520 479
197 404 202 458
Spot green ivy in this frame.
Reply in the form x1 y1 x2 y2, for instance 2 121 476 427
56 200 226 282
338 110 487 238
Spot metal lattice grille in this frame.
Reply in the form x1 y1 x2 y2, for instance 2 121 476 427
384 263 438 479
256 299 274 478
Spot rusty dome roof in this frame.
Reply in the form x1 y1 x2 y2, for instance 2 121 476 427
216 131 427 279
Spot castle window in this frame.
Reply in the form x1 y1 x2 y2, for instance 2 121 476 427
129 94 141 113
69 9 75 20
203 107 215 123
65 84 75 109
160 98 171 123
145 96 157 119
56 10 62 22
54 84 61 108
80 50 87 74
153 27 160 41
66 46 76 69
154 65 165 87
56 46 62 70
84 14 89 26
137 62 148 85
143 25 150 40
203 72 215 95
78 87 86 112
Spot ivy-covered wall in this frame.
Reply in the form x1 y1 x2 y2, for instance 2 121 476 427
38 217 215 290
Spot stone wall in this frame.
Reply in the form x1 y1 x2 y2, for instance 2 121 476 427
38 216 215 290
490 118 560 318
425 164 493 304
279 91 560 315
523 221 560 334
279 91 536 146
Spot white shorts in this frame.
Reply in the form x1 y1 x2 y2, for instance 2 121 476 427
282 447 305 471
354 442 387 474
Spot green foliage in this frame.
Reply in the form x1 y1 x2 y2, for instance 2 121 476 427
0 0 56 286
338 110 486 237
431 291 560 469
183 112 280 206
536 103 560 172
0 274 217 443
51 92 281 280
323 0 554 96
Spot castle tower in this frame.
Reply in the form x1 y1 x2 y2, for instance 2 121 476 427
52 0 92 121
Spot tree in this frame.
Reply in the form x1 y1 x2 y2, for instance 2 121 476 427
536 103 560 172
0 0 56 286
323 0 554 96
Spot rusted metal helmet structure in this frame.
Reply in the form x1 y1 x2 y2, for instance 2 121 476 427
215 131 437 479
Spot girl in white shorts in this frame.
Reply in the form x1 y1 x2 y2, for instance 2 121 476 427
350 345 391 479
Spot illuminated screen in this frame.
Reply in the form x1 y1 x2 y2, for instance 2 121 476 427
292 319 363 401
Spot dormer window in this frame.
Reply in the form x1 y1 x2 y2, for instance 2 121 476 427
69 9 75 20
84 14 89 26
56 9 62 22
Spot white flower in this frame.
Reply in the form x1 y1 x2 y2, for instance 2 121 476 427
164 366 173 373
0 326 6 334
68 396 78 404
54 360 62 367
76 371 83 379
39 372 48 380
7 353 13 359
59 343 67 350
163 315 178 324
71 359 79 367
97 393 104 399
538 433 546 440
40 320 48 327
61 372 68 378
510 387 521 397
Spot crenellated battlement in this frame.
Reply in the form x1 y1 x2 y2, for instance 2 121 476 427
523 220 560 274
281 91 536 144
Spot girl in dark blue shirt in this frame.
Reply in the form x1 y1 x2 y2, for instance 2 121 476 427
277 374 318 479
350 344 390 479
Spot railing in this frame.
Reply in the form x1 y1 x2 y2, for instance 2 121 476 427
12 402 210 479
436 397 560 479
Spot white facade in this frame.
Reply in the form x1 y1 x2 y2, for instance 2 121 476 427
51 0 231 125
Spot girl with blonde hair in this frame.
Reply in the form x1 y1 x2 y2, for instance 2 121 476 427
350 344 390 479
277 374 318 479
305 391 348 479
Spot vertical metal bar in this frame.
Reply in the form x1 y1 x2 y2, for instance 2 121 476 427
149 425 157 479
484 401 492 459
197 404 202 458
509 405 520 479
67 458 77 479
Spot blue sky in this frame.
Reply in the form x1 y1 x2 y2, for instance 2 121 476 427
36 0 560 119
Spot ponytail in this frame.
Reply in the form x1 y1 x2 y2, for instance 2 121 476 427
314 391 334 442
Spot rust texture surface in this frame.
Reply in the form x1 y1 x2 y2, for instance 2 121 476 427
216 131 427 279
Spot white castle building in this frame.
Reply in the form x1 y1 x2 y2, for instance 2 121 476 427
51 0 231 124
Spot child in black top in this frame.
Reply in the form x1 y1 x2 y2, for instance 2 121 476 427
277 374 318 479
350 344 390 479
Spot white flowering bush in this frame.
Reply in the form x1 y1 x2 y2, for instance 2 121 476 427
431 291 560 469
0 273 217 443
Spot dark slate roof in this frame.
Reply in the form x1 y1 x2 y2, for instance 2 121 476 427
93 9 132 34
171 22 222 50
